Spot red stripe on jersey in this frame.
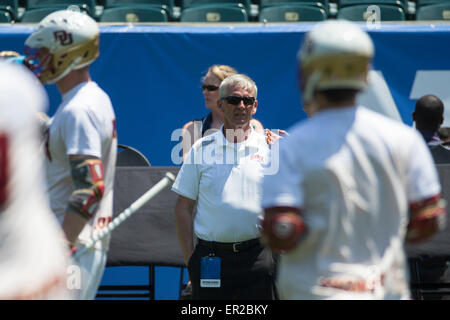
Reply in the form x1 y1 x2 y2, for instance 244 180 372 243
3 275 66 300
407 193 446 243
409 194 441 212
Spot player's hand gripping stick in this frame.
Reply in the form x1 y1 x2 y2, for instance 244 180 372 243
73 172 176 260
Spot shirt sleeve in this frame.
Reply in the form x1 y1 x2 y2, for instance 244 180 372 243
171 147 200 201
406 130 441 203
61 106 102 158
261 137 304 209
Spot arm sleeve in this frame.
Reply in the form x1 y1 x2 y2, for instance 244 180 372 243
261 138 304 209
61 107 102 158
171 148 200 201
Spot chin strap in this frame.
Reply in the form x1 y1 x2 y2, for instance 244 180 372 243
46 56 82 84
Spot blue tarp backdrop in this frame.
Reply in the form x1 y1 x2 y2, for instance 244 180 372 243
1 23 450 166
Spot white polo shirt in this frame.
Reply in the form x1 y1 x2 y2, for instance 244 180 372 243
172 127 270 243
262 105 441 300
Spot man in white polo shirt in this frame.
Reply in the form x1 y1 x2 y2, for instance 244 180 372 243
173 74 276 300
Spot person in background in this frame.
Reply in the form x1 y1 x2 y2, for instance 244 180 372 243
173 74 277 300
178 65 285 298
181 64 267 161
413 94 445 147
412 95 450 164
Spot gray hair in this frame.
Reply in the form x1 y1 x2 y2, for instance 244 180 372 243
219 74 258 99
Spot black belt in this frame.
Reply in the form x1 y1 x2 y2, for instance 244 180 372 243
198 238 261 253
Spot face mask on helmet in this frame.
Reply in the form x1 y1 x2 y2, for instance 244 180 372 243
24 9 100 84
297 20 374 104
23 47 50 80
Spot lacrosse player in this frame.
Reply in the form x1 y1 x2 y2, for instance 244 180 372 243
25 9 117 300
0 61 72 299
261 20 445 300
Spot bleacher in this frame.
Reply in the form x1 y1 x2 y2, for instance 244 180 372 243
1 0 450 23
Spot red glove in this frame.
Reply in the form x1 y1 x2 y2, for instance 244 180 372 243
261 209 306 253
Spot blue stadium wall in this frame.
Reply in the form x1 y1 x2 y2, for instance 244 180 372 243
3 23 450 298
3 23 450 166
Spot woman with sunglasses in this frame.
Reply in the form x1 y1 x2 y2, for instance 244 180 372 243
181 64 265 160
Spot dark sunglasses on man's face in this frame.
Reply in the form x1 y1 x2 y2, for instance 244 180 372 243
202 84 219 91
221 96 255 106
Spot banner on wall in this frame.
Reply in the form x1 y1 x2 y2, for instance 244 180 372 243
2 23 450 165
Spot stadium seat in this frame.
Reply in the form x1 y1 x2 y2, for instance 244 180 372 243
24 0 96 16
416 2 450 20
181 0 251 13
337 0 407 10
0 8 11 21
116 144 151 167
337 4 406 21
258 0 329 14
0 0 18 21
20 7 64 22
257 0 328 7
259 4 327 21
180 4 248 22
416 0 448 9
103 0 174 18
100 6 168 22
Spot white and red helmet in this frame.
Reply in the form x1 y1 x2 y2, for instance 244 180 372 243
298 20 374 103
25 8 99 84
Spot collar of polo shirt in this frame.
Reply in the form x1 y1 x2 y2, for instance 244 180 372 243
217 124 257 147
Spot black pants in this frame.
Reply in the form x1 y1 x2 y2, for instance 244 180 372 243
187 239 277 300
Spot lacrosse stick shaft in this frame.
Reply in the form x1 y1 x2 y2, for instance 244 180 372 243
73 172 175 259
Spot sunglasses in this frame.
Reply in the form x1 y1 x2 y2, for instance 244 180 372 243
221 96 256 106
202 84 219 91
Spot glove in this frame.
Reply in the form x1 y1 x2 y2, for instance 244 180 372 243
261 210 306 253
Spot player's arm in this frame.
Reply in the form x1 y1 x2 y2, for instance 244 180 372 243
406 194 446 243
404 131 446 243
61 154 105 245
174 195 196 265
261 206 307 253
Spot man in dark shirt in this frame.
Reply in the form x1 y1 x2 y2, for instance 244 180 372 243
413 95 450 164
413 94 444 146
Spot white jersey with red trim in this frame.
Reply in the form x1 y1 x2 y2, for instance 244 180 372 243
262 105 441 300
0 62 71 299
44 81 117 251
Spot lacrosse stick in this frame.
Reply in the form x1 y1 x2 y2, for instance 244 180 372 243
73 172 175 260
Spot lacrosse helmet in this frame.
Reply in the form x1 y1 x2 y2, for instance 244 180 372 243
25 9 99 84
297 20 374 103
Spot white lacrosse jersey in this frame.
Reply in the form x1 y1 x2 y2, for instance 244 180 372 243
45 81 117 251
262 105 441 300
173 128 271 242
0 62 71 299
